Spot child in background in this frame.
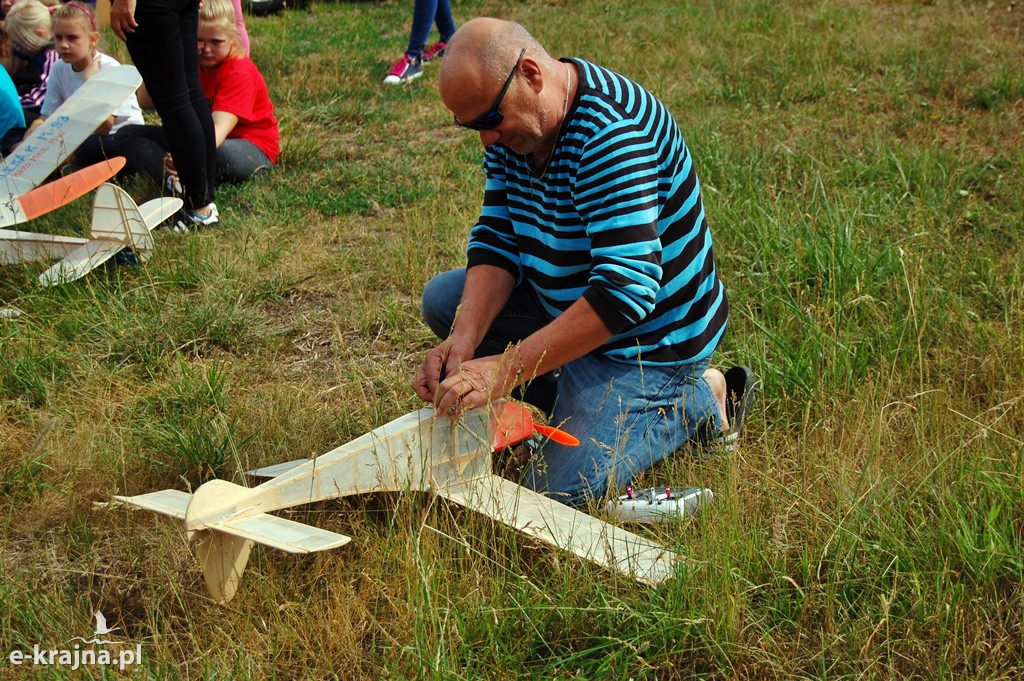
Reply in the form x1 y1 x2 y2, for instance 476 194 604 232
116 0 279 194
30 2 143 166
0 25 26 153
227 0 249 55
1 0 59 22
2 0 58 123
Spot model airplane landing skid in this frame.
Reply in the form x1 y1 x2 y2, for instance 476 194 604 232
115 401 685 603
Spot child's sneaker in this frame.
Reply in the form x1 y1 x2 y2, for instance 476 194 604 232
172 203 219 234
383 54 422 84
421 41 446 63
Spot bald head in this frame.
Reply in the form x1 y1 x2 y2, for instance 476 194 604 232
439 18 553 116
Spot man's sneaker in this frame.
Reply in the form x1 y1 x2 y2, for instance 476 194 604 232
172 203 219 234
383 54 422 84
421 41 446 63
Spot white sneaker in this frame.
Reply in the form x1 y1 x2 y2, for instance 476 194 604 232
172 203 219 233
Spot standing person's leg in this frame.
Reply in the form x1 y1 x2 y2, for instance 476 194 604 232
521 355 720 507
126 0 214 213
177 0 217 212
432 0 456 43
404 0 439 59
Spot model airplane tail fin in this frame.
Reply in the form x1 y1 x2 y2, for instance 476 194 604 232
115 481 351 604
88 183 153 253
37 185 182 286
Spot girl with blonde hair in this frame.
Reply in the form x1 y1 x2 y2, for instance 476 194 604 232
3 0 57 122
116 0 279 197
30 2 143 165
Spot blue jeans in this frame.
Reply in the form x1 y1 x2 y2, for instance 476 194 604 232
124 0 215 211
421 268 721 506
406 0 456 58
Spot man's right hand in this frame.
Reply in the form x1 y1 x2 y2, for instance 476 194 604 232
412 335 475 403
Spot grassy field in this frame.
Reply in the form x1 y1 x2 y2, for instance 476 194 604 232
2 0 1022 678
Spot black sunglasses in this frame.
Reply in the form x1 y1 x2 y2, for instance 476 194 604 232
454 48 527 131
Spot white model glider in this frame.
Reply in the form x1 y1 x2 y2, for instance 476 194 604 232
116 401 701 603
0 64 143 222
0 66 181 285
0 182 181 285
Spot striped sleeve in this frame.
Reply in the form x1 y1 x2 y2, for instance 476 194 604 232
464 59 727 365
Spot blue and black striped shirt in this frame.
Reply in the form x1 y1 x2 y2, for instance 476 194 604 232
466 59 728 366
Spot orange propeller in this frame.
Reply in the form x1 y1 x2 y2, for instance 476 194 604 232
491 402 579 451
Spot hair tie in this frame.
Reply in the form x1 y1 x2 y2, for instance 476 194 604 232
64 2 98 31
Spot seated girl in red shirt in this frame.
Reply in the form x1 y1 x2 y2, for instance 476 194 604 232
115 0 279 194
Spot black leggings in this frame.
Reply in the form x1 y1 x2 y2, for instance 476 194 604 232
124 0 215 211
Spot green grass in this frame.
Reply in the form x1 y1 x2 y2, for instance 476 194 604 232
1 0 1023 678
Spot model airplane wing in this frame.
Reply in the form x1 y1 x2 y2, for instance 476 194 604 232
15 156 127 222
436 474 678 586
37 183 182 286
0 66 142 198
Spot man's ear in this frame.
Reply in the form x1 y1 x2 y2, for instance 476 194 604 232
518 57 546 94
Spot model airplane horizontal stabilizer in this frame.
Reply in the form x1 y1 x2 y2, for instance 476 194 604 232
116 488 191 519
115 402 682 604
213 513 352 553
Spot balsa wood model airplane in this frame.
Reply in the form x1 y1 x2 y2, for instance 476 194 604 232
116 401 699 603
0 65 181 285
1 182 182 285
